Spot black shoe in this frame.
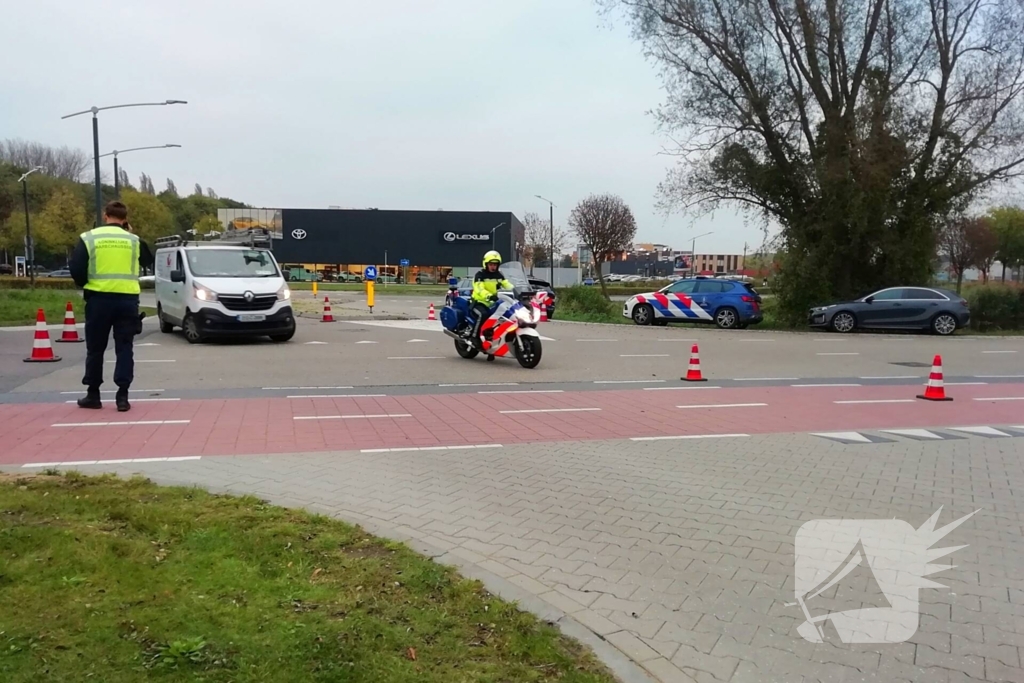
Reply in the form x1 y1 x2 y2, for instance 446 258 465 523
77 391 102 409
136 312 146 335
486 355 495 362
115 389 130 413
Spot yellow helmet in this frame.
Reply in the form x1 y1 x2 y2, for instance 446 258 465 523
483 250 502 267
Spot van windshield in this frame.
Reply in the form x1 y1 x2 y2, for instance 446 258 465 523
187 249 279 277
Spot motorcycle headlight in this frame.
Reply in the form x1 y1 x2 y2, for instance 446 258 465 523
194 285 218 302
277 284 291 301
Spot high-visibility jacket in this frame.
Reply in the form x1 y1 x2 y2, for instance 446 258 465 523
471 268 513 304
81 225 141 294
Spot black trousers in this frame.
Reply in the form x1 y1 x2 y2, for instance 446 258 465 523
470 301 493 343
83 292 139 390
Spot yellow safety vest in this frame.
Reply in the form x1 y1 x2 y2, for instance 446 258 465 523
81 225 141 294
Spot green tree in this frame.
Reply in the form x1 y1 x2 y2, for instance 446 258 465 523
192 214 223 236
33 187 89 258
987 206 1024 281
611 0 1024 320
120 188 175 246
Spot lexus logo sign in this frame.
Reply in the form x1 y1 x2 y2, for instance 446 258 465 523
291 229 307 240
441 231 490 243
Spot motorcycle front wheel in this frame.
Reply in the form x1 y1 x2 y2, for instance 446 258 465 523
514 335 542 369
455 339 479 359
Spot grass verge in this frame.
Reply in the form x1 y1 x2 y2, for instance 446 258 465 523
0 473 615 683
288 282 449 296
0 289 83 326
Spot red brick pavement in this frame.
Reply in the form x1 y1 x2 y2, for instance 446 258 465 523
1 383 1022 465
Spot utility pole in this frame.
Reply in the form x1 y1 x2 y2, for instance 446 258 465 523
18 167 43 287
535 196 556 286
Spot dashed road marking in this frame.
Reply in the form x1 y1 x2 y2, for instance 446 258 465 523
816 352 860 356
387 356 445 360
440 382 518 387
644 386 721 391
263 386 354 390
620 354 670 357
972 396 1024 401
594 379 666 384
975 374 1024 378
833 399 915 404
575 339 618 342
360 444 503 453
64 398 179 404
22 456 201 468
859 375 920 380
287 394 387 398
733 377 799 381
792 383 862 387
60 389 164 394
355 341 378 344
51 420 190 427
304 341 328 345
982 350 1018 354
107 359 175 363
949 426 1013 437
942 382 987 386
293 414 412 420
630 433 749 441
811 431 882 444
478 389 563 394
880 429 948 440
407 339 429 343
500 407 601 414
676 403 767 409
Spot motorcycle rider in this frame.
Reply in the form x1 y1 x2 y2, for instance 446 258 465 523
470 251 514 357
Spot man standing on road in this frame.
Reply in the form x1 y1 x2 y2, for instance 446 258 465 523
69 201 154 412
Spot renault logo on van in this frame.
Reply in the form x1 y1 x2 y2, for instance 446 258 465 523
291 229 307 240
244 291 254 302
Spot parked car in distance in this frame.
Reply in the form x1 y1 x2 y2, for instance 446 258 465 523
808 286 969 335
46 269 72 278
624 276 763 329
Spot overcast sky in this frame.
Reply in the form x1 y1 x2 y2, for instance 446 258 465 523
2 0 772 254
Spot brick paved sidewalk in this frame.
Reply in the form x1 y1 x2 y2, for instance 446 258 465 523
17 432 1023 682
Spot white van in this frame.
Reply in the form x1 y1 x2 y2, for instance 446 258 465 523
154 229 295 343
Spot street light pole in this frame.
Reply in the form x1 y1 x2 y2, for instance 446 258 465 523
490 222 506 252
99 144 182 199
61 100 187 226
535 195 555 286
687 231 713 277
18 167 43 287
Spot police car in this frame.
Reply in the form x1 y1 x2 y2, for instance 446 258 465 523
623 277 763 329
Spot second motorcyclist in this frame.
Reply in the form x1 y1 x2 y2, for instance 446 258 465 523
470 251 514 356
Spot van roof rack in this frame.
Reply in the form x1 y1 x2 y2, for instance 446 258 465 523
153 227 273 250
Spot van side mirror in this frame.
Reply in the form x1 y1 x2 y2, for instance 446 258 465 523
170 270 185 283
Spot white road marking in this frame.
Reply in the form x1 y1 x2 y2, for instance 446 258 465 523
575 339 617 342
60 389 164 394
51 420 191 427
136 342 161 346
657 338 697 342
346 319 556 340
387 356 445 360
478 389 563 394
881 429 945 440
499 407 601 414
287 394 387 398
942 382 987 386
64 398 179 404
859 375 920 380
620 354 670 358
22 456 201 468
355 340 378 344
733 377 799 381
950 426 1013 437
630 433 749 441
360 444 503 453
304 341 328 345
407 339 429 343
971 396 1024 401
816 352 860 356
439 382 518 387
676 403 768 409
833 399 915 404
982 350 1018 354
974 374 1024 378
813 338 847 342
262 386 354 390
791 383 862 387
594 379 666 384
811 431 874 443
107 359 175 363
293 414 412 420
738 339 775 342
644 386 721 391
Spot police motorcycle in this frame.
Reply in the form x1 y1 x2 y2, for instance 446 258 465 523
444 276 460 307
439 288 545 368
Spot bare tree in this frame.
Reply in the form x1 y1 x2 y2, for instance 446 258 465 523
0 139 90 180
569 194 637 298
971 217 1000 283
523 211 569 275
610 0 1024 318
941 216 986 293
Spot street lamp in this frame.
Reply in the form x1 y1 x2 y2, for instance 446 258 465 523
490 222 506 252
17 166 44 287
535 195 555 286
99 144 182 197
61 100 188 226
687 231 713 277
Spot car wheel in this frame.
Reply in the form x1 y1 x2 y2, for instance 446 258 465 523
715 307 739 329
632 303 654 326
931 313 958 336
182 312 204 344
157 304 174 333
830 311 857 333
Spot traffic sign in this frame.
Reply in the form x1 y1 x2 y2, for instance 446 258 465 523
399 258 410 267
364 265 378 280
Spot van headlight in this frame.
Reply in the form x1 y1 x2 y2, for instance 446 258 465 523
277 284 291 301
194 285 218 302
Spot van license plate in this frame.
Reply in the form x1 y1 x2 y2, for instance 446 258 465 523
237 314 266 322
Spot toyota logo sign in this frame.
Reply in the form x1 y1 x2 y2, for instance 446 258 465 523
291 229 307 240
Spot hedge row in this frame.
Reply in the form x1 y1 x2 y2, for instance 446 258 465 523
965 284 1024 331
0 276 154 290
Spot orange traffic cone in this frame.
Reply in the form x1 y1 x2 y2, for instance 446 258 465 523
540 302 548 322
428 303 436 321
917 355 952 401
24 309 62 363
681 344 707 382
321 296 334 323
55 301 84 343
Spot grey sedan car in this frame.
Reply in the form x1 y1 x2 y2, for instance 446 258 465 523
808 286 970 335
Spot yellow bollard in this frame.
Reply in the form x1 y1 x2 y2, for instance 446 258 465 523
366 280 375 312
312 279 318 298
